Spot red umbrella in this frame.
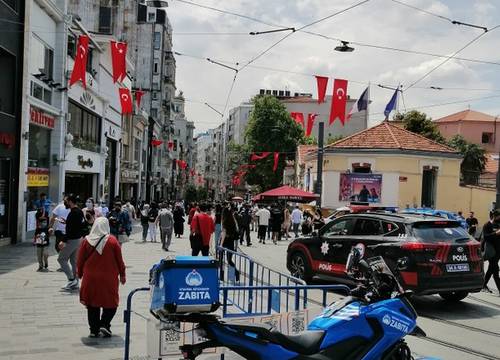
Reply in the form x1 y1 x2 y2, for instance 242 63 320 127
253 185 319 202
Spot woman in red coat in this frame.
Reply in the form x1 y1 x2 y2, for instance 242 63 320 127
77 217 126 338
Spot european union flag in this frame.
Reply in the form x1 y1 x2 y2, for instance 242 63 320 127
384 88 399 120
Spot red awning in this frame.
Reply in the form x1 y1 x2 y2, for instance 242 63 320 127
253 185 319 203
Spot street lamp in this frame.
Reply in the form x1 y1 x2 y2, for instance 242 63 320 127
334 41 355 52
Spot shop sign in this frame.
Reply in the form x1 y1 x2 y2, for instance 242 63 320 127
0 132 15 149
27 167 49 187
78 156 93 169
30 106 55 129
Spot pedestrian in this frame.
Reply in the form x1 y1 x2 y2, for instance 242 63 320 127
282 206 291 240
148 202 159 242
56 194 85 291
34 205 50 272
173 203 185 238
100 201 109 217
188 202 198 225
251 204 259 232
220 207 240 281
481 209 500 294
256 205 270 244
122 200 136 222
76 217 126 338
107 202 130 242
239 204 252 246
49 198 70 255
313 206 325 231
83 198 97 237
140 204 150 242
466 211 479 237
270 204 283 245
190 203 215 256
302 212 313 235
266 206 272 240
34 192 52 213
214 203 223 245
291 205 303 238
156 203 174 251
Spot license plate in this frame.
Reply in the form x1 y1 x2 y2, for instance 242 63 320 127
446 263 470 273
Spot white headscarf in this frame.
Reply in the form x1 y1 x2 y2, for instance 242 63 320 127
86 217 110 255
141 204 150 217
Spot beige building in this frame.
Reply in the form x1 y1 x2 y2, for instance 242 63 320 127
302 121 495 224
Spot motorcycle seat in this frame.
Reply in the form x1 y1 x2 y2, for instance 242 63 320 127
225 322 274 337
269 330 325 355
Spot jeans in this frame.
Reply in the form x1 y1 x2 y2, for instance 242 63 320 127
258 225 267 241
87 306 117 335
214 224 222 245
292 223 300 237
141 224 148 241
148 223 157 242
37 247 48 269
160 227 173 250
484 254 500 292
57 238 81 281
239 225 251 245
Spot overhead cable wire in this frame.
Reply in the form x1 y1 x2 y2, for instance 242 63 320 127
406 24 500 89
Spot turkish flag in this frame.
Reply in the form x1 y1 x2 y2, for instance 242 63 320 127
315 76 328 103
110 41 127 83
329 78 348 125
151 139 163 147
273 152 280 172
306 114 317 137
69 35 89 89
135 90 145 109
119 88 133 115
250 152 271 161
290 112 304 128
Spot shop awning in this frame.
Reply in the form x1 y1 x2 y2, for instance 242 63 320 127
253 185 319 203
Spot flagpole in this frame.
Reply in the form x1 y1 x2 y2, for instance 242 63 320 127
367 82 370 127
395 83 401 117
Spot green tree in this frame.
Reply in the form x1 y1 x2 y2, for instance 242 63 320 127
326 134 344 145
184 184 197 204
244 95 306 190
395 110 445 143
448 135 486 185
196 187 208 201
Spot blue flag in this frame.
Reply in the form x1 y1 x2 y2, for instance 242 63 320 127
384 89 398 119
347 87 369 120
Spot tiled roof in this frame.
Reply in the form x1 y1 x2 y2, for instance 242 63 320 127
434 109 497 123
484 152 498 173
324 121 457 154
297 145 316 164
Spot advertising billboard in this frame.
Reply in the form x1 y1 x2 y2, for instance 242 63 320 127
339 173 382 203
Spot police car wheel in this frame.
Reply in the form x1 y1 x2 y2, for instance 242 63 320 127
290 252 312 283
439 291 468 302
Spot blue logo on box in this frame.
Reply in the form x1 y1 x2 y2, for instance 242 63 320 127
185 270 203 287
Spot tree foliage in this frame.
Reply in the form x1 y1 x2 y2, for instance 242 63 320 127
395 110 445 143
196 187 208 201
448 135 486 185
327 134 344 145
244 95 306 190
184 184 197 204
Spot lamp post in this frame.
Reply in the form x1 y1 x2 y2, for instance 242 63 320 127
145 116 154 203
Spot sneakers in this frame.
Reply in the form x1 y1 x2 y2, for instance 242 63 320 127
56 268 64 272
61 279 79 291
88 332 100 338
482 286 493 294
37 267 43 272
100 327 112 338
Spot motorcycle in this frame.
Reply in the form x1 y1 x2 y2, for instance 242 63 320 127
164 247 430 360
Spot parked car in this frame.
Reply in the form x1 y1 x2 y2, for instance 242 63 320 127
286 213 483 302
323 205 399 224
401 208 467 229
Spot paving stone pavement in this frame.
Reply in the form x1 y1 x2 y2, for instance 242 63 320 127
0 223 221 360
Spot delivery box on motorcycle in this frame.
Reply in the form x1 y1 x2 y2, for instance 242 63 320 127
149 256 220 318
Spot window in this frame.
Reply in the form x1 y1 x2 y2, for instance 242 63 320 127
30 36 53 78
174 140 177 151
150 108 157 118
122 144 129 161
323 218 355 236
153 59 159 74
152 92 158 100
67 35 76 58
352 163 371 173
352 219 382 236
68 101 101 152
0 47 16 115
152 82 159 90
98 6 112 34
482 132 493 144
381 221 403 236
153 32 161 49
134 138 141 162
148 12 156 23
28 126 50 168
30 81 52 105
86 47 94 74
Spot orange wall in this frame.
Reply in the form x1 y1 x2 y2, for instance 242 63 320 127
437 121 500 153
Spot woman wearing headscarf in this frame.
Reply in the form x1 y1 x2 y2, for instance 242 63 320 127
173 203 185 238
76 217 126 338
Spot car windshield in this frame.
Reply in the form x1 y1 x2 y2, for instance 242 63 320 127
411 221 470 243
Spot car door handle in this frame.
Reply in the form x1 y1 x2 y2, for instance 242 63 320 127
331 243 343 248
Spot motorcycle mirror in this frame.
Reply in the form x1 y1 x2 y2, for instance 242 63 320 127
346 247 361 272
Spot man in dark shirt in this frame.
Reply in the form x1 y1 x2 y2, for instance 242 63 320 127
482 210 500 293
57 194 85 291
466 212 479 236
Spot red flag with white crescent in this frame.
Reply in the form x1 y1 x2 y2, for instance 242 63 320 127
250 152 271 161
119 88 133 115
306 114 317 137
151 139 163 147
290 112 304 128
110 41 127 83
135 90 145 109
315 76 328 103
69 35 89 89
329 79 348 125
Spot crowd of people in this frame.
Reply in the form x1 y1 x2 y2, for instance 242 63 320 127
28 191 500 338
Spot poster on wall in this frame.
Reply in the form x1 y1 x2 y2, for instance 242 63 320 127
339 173 382 203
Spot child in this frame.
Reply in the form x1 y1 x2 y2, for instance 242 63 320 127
34 206 50 271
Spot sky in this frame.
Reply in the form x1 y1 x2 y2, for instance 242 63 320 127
164 0 500 134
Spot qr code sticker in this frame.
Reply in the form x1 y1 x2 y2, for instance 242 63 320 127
160 321 182 355
288 311 307 335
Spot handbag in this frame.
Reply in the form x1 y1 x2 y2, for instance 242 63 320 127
483 240 496 261
189 215 203 249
